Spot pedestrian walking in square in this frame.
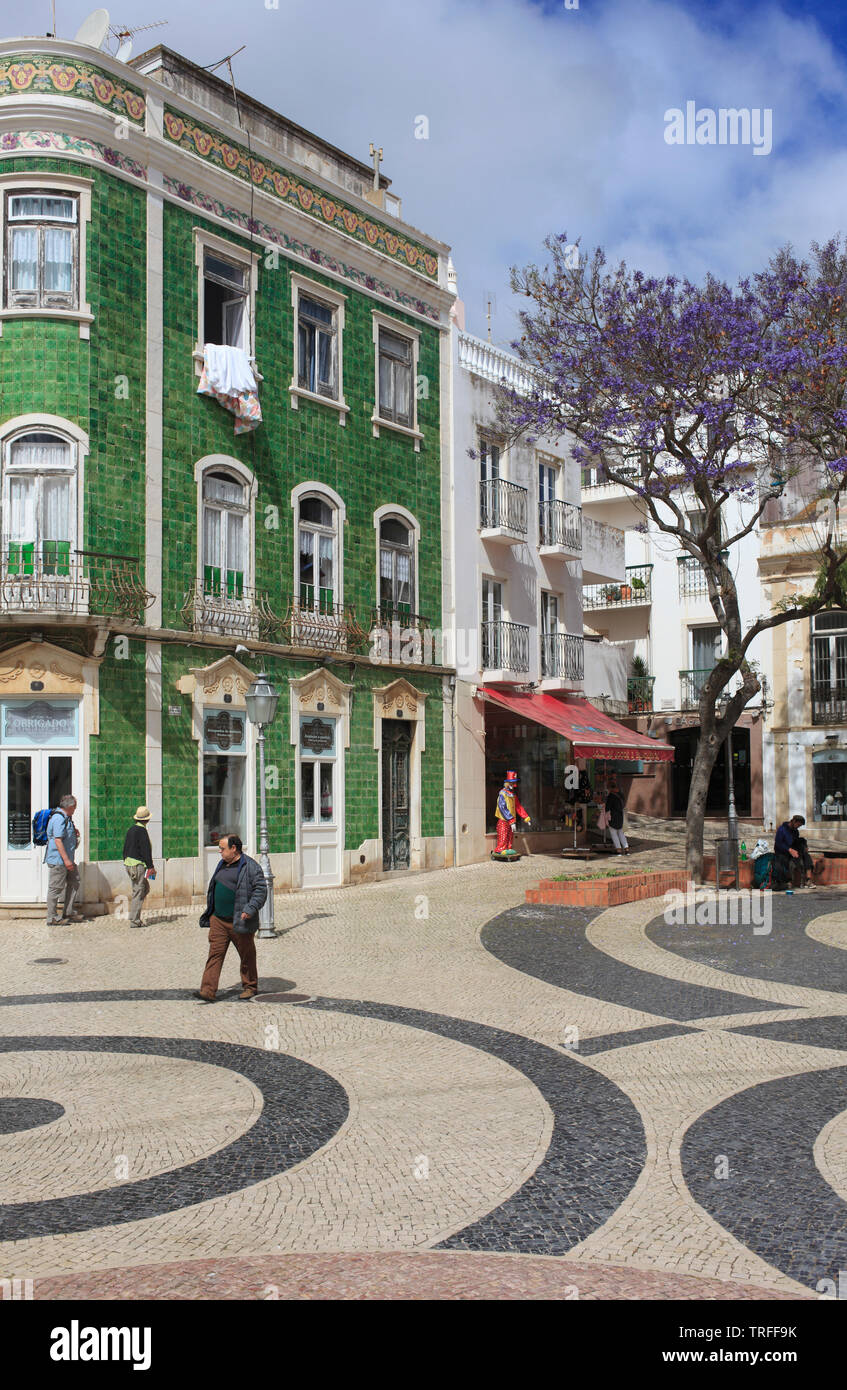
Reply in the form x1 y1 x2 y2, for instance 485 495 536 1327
123 806 156 928
195 834 267 1003
605 779 629 854
45 794 83 924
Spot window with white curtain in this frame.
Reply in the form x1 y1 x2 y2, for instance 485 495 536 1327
4 193 78 309
298 495 337 611
379 516 414 616
377 328 413 426
298 294 337 398
3 432 74 575
202 470 249 600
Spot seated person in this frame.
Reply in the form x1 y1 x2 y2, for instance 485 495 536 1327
773 815 814 889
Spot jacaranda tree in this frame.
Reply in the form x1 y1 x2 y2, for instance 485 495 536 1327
497 236 847 880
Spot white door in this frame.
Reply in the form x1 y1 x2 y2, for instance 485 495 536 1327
0 706 80 900
298 715 342 887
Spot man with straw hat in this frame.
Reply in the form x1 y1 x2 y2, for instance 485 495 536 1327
123 806 155 928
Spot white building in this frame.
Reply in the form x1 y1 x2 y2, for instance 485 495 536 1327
443 281 630 863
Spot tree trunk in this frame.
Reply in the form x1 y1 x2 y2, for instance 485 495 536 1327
685 718 726 883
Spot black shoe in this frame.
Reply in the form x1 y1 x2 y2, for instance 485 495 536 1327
193 991 215 1003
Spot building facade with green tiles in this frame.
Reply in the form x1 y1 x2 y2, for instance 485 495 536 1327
0 38 455 909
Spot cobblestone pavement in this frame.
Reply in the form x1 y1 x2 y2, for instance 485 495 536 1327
0 837 844 1301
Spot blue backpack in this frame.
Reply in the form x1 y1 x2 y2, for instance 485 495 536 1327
32 808 66 846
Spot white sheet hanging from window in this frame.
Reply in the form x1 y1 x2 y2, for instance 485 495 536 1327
197 345 262 434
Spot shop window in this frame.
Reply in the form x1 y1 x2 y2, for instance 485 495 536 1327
4 192 78 310
814 754 847 819
202 708 247 844
2 431 75 579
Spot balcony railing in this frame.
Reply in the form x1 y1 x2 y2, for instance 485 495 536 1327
481 620 530 673
581 464 641 490
370 607 432 662
286 595 367 653
583 564 653 609
627 675 655 713
182 578 280 640
539 499 582 550
679 668 715 710
541 631 584 681
1 547 153 623
812 685 847 725
678 551 729 598
458 330 538 393
479 478 528 535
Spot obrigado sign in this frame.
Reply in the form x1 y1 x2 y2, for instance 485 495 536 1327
3 702 76 742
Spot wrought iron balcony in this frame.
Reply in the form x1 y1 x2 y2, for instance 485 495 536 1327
181 578 280 640
1 547 153 623
581 463 641 490
627 675 655 713
677 551 729 598
679 668 714 710
481 619 530 673
539 498 582 550
286 595 367 653
369 607 433 663
540 631 584 680
812 684 847 725
479 478 528 536
583 564 653 609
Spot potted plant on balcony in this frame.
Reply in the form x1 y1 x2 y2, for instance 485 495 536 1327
604 585 621 603
630 574 646 595
619 582 632 599
628 654 651 712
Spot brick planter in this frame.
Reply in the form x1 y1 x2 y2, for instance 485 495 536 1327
702 857 755 888
526 869 689 908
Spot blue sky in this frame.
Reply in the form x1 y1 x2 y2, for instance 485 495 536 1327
6 0 847 345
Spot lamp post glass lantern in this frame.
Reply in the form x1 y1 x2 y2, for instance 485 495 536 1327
245 672 280 938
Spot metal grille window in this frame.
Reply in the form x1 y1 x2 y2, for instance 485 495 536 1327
812 611 847 724
298 294 337 398
377 329 413 426
5 192 78 310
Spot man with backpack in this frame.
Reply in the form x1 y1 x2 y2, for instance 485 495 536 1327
44 794 82 925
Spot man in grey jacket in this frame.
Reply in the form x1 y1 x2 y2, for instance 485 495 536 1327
194 834 268 1003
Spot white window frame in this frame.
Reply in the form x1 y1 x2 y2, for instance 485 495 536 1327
0 174 93 338
291 481 346 610
194 455 257 602
373 504 420 617
371 310 422 450
193 228 259 375
0 415 87 561
289 273 349 424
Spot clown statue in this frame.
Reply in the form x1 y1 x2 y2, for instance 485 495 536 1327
492 770 532 860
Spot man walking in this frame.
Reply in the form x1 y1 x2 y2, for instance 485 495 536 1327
45 794 82 925
605 778 629 855
195 834 267 1003
123 806 155 928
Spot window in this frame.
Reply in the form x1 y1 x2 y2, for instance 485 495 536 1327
540 591 559 677
4 192 78 310
202 709 247 844
480 438 500 483
298 495 337 612
691 625 722 670
379 516 414 616
2 432 75 577
812 611 847 724
203 249 248 350
378 328 412 426
481 578 503 668
290 275 348 419
202 470 248 600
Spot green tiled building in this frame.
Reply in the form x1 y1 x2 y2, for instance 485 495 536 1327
0 39 454 907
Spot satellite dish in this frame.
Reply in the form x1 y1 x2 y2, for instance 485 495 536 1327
74 8 111 50
116 36 133 62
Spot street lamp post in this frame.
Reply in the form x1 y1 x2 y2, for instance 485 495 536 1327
245 671 280 940
725 726 739 845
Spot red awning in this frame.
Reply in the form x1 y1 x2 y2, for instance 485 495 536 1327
482 690 674 762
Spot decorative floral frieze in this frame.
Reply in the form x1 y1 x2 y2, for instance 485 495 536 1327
0 54 145 123
0 129 146 180
162 107 439 282
163 174 440 322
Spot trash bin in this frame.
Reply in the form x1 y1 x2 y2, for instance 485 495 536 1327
715 838 740 890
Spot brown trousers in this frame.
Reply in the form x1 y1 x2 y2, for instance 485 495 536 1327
199 913 258 998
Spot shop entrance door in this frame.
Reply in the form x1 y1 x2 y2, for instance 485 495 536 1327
299 715 342 888
1 748 78 902
382 719 411 870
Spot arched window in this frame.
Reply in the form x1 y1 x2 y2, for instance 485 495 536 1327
379 515 415 617
3 431 75 577
298 493 338 613
202 468 249 600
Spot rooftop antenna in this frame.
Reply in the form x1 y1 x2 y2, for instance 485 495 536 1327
486 293 497 344
74 7 111 49
108 18 168 63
